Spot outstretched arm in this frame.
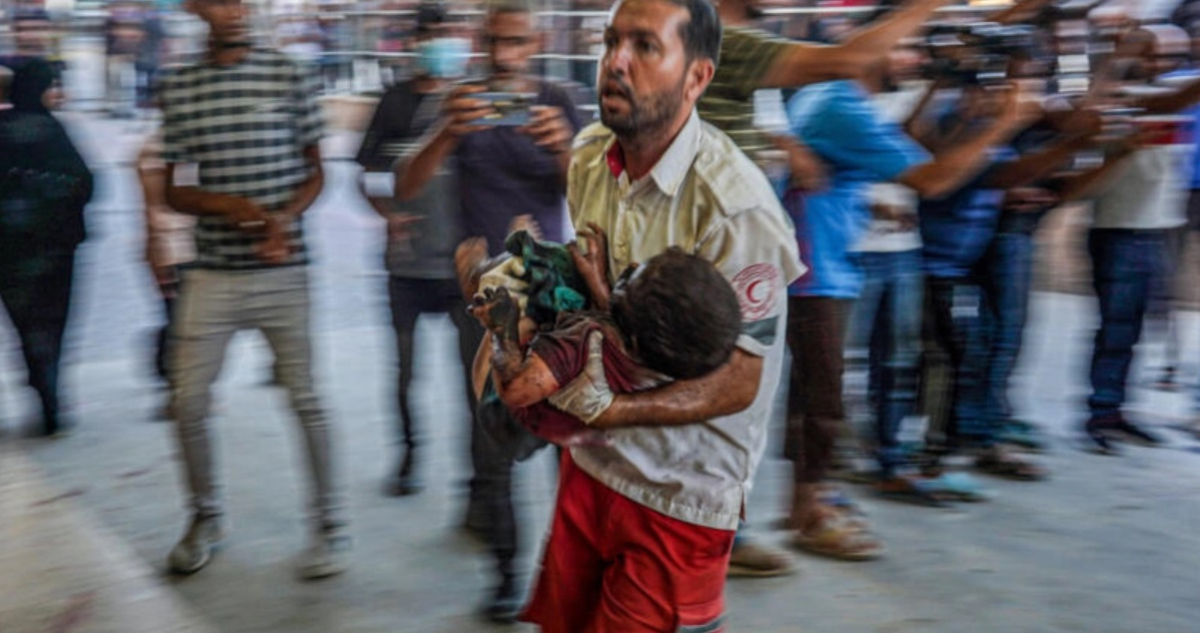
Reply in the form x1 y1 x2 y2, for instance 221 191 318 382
760 0 951 88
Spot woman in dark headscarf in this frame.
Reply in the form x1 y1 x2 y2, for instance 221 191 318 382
6 55 62 114
0 62 92 436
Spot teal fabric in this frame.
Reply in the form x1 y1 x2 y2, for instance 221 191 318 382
503 230 590 325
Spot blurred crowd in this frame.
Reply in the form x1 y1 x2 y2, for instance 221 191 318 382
5 0 1200 630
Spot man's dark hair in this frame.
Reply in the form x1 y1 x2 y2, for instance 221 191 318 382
661 0 722 65
611 248 741 381
415 1 449 34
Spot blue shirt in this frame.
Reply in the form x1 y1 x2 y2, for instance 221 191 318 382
919 143 1017 279
784 81 929 298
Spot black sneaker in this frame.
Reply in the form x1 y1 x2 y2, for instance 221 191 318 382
1083 418 1120 455
1113 419 1164 447
381 449 423 497
485 575 523 625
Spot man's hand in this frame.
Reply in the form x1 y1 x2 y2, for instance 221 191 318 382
997 83 1043 132
520 105 574 156
224 197 269 232
145 235 181 298
442 84 494 139
256 217 291 264
509 214 543 241
1003 187 1059 214
568 222 611 310
387 213 423 244
772 134 827 192
870 204 919 231
547 331 614 425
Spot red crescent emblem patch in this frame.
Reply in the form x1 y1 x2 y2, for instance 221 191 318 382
731 264 780 321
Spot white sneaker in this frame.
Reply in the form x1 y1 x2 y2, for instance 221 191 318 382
297 529 351 581
167 515 225 575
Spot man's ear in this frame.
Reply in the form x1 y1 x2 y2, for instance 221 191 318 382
685 58 716 103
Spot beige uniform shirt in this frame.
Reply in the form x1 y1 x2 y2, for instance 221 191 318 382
566 111 805 530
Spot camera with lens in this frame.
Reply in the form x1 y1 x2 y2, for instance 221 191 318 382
924 22 1039 87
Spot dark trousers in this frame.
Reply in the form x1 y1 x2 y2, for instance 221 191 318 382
847 250 924 475
1087 229 1167 419
784 296 851 484
387 276 478 450
154 266 184 383
0 247 77 430
403 272 548 585
978 231 1035 426
921 276 990 451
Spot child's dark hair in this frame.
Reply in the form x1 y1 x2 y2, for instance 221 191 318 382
611 248 742 380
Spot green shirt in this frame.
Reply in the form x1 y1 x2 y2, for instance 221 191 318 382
698 25 790 157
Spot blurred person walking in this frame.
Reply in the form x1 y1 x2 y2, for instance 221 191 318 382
136 127 195 417
0 63 93 438
395 0 583 620
1074 25 1200 453
355 1 473 497
156 0 348 579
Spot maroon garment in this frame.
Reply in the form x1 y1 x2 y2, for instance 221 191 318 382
514 313 666 446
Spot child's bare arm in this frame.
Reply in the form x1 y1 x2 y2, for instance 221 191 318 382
473 287 563 408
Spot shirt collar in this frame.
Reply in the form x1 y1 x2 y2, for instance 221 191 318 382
602 109 702 197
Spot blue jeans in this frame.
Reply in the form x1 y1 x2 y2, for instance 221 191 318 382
847 250 923 475
922 276 991 450
1087 229 1168 418
978 231 1035 426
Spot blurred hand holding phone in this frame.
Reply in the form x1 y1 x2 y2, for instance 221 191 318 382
469 91 536 127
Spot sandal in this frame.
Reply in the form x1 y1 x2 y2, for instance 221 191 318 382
818 485 867 517
792 513 884 561
974 449 1048 481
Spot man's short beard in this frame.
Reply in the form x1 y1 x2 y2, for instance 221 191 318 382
600 75 687 141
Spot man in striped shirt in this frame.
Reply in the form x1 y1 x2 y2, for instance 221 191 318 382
158 0 346 580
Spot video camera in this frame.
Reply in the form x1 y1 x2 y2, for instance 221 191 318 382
924 22 1039 87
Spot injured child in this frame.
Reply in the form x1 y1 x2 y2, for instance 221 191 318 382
467 233 742 446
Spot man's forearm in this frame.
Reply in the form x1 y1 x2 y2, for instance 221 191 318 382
902 116 1025 198
164 185 249 219
986 134 1093 190
1140 76 1200 115
829 0 949 74
591 350 763 429
395 124 457 201
279 146 324 221
989 0 1054 25
1059 146 1136 202
762 0 948 88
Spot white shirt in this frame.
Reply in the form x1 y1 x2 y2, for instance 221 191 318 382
1092 142 1190 230
855 85 926 253
566 111 805 530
